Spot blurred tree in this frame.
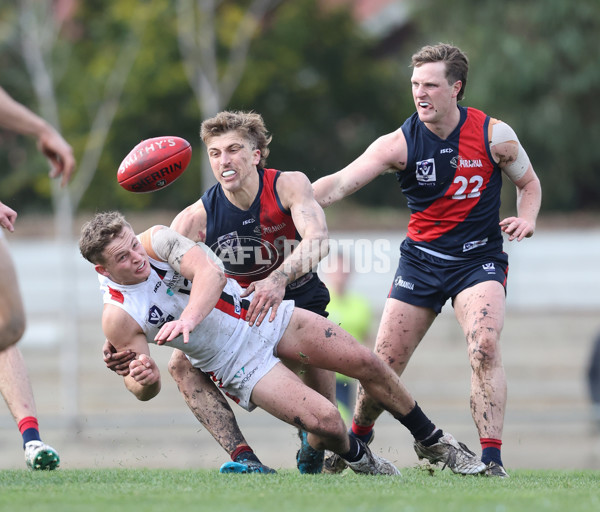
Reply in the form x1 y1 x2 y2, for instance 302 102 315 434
2 0 599 215
229 0 413 207
175 0 283 190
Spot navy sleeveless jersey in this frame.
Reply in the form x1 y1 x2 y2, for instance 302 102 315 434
398 106 503 259
201 168 327 309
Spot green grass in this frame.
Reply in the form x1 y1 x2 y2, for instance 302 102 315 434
0 468 599 512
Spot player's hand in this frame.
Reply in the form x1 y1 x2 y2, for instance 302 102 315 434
241 274 286 327
0 202 17 232
37 127 76 187
499 216 535 242
102 339 136 376
155 319 195 345
129 354 159 386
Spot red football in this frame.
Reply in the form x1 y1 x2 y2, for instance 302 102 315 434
117 136 192 193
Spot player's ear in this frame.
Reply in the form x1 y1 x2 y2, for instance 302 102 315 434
252 148 261 166
452 80 462 98
95 264 110 277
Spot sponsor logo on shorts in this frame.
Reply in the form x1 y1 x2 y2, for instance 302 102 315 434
482 262 496 274
394 275 415 291
416 158 436 185
239 366 258 388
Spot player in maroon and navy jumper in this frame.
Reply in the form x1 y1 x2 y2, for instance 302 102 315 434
313 44 542 477
391 105 509 312
201 167 330 317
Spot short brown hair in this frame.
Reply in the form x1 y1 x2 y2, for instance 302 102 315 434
411 43 469 101
79 211 131 265
200 110 272 168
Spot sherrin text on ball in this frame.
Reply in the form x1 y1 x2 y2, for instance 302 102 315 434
117 136 192 192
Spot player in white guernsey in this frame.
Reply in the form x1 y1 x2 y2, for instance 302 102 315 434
80 211 487 475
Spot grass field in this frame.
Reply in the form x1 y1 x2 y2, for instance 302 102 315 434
1 468 599 512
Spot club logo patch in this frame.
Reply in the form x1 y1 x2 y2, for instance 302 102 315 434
416 158 436 185
148 305 174 326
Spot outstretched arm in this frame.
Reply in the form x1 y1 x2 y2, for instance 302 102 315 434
0 86 75 187
145 226 226 344
312 128 407 208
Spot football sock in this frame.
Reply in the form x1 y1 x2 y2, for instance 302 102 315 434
18 416 41 449
395 402 442 446
231 445 259 463
339 434 364 463
480 438 503 466
350 421 374 443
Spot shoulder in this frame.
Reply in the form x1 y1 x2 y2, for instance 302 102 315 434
170 198 207 242
275 171 314 205
102 302 141 336
366 126 408 172
276 170 311 189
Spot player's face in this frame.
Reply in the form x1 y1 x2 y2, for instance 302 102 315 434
97 226 151 285
206 132 261 192
411 61 461 125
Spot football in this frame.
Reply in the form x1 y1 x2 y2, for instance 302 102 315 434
117 136 192 193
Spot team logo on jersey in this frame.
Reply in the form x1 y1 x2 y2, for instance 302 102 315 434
217 231 241 251
415 158 436 185
147 304 174 327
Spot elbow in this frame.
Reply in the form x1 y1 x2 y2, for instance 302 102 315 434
216 269 227 290
128 380 161 401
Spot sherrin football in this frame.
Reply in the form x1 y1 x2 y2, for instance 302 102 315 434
117 136 192 193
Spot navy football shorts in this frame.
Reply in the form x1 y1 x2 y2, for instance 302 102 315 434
284 274 330 318
388 244 508 314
